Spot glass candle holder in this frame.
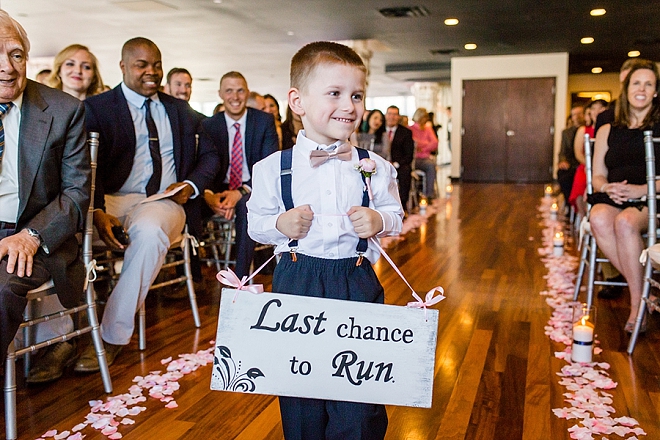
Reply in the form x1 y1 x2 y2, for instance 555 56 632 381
553 230 565 256
571 303 595 363
419 197 428 215
550 202 558 221
544 184 553 198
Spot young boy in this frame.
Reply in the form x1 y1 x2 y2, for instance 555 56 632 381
247 41 403 440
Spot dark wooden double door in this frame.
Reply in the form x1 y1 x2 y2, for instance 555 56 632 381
461 77 555 182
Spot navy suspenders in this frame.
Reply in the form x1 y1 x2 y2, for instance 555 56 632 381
280 147 370 264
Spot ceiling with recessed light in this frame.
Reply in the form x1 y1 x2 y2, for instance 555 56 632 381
2 0 658 104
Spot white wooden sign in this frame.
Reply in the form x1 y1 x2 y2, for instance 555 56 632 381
211 289 439 408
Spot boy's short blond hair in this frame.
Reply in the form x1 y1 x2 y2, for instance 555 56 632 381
290 41 367 92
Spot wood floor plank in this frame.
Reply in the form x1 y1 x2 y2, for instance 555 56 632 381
435 329 493 440
522 312 552 440
234 398 281 440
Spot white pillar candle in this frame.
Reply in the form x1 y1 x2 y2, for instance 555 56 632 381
571 319 594 363
445 184 453 198
550 202 558 221
553 231 564 256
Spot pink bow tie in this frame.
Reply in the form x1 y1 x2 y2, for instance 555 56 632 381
309 142 353 167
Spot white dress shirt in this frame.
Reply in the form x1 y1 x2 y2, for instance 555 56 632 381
0 94 23 222
117 83 177 195
223 111 250 184
387 125 397 141
247 131 403 264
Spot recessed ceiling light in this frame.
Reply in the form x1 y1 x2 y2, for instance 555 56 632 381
444 18 459 26
591 67 603 74
590 8 606 16
628 50 641 57
581 37 594 44
464 43 477 50
287 31 294 36
213 0 222 3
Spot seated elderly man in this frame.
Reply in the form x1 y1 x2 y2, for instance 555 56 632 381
0 11 90 371
75 37 219 372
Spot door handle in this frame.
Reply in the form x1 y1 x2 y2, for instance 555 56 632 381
506 130 515 137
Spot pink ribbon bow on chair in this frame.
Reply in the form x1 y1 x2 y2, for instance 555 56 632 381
216 268 264 302
309 142 353 167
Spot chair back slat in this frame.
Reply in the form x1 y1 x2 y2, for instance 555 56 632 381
584 133 594 196
83 132 99 267
644 130 657 248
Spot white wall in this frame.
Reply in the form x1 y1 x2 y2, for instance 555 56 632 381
450 53 569 178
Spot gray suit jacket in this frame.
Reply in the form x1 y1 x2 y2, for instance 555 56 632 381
15 80 91 308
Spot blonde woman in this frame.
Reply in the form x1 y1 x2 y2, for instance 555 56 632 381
47 44 104 100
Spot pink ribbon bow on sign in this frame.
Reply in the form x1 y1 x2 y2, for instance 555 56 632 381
369 237 446 321
309 142 353 167
216 268 264 302
407 287 446 320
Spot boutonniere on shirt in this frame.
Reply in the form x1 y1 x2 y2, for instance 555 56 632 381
355 158 377 200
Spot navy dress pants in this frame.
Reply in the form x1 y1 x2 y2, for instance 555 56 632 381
272 253 388 440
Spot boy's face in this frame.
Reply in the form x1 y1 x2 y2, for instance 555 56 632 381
289 63 365 145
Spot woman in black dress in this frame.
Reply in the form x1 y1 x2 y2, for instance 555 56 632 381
590 59 660 332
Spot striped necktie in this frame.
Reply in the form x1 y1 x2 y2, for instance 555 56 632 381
229 122 243 190
0 103 12 164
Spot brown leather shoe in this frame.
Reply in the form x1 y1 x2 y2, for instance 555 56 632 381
26 341 76 384
74 341 122 373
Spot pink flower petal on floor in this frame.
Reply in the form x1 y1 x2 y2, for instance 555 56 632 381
101 425 117 436
72 423 87 433
109 433 123 439
614 416 639 427
161 356 172 364
42 430 58 438
66 433 84 440
120 418 135 425
54 431 70 439
165 401 178 409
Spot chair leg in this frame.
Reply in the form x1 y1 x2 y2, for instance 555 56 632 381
138 303 146 351
87 285 113 393
4 345 17 440
183 234 201 328
627 260 653 354
22 300 33 378
586 236 598 309
210 225 223 273
573 235 590 301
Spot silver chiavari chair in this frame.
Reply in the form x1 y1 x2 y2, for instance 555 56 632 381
627 130 660 354
4 132 113 440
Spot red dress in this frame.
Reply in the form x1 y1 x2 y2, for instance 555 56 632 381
568 125 595 206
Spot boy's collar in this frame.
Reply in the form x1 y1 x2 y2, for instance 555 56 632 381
296 130 345 153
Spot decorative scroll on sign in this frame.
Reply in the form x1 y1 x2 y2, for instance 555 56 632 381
211 289 439 408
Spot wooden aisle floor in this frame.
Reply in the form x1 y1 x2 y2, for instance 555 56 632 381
2 183 659 440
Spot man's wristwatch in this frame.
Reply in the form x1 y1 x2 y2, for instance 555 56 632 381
237 185 250 196
26 228 49 253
